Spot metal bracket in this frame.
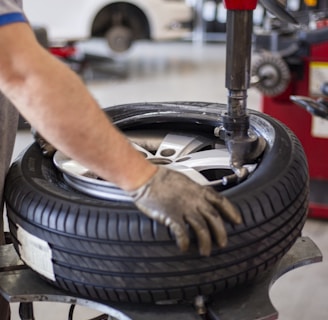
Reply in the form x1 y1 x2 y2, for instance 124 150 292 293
0 237 322 320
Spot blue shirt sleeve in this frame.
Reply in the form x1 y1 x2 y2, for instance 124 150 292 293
0 12 27 27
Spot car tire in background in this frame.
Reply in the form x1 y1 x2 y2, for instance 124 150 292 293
105 25 134 53
91 3 150 53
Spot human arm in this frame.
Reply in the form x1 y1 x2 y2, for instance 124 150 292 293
0 22 157 191
0 22 241 255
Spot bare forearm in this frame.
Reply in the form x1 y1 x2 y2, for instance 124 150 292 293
0 23 156 190
0 23 242 256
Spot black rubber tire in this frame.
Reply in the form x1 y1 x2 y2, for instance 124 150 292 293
105 25 133 53
5 102 309 304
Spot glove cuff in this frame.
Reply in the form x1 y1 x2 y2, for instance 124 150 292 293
128 166 165 201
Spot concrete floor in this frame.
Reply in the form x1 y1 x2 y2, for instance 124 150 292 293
6 40 328 319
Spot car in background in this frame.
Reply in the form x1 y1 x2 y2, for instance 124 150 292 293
23 0 193 53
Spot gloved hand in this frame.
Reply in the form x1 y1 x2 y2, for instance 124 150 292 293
129 166 242 256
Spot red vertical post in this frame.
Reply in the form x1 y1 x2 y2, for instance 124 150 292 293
223 0 258 10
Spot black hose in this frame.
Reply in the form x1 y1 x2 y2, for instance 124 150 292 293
68 304 75 320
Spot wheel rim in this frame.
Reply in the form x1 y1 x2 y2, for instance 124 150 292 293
54 128 257 201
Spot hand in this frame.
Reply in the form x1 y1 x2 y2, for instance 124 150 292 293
129 166 242 256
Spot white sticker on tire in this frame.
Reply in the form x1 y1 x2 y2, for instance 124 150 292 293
17 225 55 281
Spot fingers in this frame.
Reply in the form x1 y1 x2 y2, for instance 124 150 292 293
168 220 190 253
205 189 242 225
168 197 236 257
185 215 212 256
169 215 213 256
201 206 228 248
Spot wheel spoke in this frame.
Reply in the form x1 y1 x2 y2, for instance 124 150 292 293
166 163 212 185
172 149 231 171
132 143 155 159
154 133 213 160
164 149 231 185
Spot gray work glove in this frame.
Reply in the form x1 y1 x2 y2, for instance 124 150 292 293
129 166 242 256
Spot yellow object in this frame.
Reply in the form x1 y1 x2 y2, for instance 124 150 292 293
304 0 317 6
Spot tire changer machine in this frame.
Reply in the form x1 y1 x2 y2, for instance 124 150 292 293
252 0 328 219
0 1 323 320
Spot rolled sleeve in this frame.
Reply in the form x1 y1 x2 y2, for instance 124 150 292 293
0 12 27 26
0 0 26 26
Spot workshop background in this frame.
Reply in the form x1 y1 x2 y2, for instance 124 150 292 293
5 0 328 319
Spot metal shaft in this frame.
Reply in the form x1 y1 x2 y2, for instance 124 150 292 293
225 10 253 119
222 7 266 169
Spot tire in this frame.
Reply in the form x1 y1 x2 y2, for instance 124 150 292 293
92 4 149 53
5 101 309 304
105 25 133 53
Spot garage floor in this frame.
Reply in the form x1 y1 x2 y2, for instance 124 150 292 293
6 40 328 320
